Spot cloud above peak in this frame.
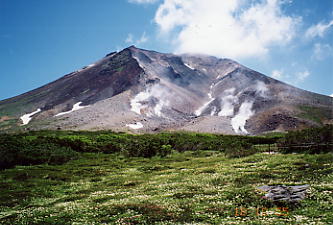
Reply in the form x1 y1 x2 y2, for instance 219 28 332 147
125 32 148 46
154 0 300 59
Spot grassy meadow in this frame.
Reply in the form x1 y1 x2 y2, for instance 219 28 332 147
0 127 332 224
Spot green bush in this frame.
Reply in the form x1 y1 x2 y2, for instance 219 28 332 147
160 144 173 157
95 134 128 153
0 135 79 170
159 133 224 152
57 135 98 152
122 135 169 158
278 125 333 153
0 130 281 167
223 138 257 158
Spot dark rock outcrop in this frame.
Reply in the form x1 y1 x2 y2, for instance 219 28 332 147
258 185 309 203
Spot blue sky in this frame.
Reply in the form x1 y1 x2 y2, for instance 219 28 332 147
0 0 332 100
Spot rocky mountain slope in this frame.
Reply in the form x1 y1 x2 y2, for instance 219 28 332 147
0 46 332 134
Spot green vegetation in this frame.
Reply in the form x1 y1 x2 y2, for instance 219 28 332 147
0 130 278 170
116 66 124 72
0 151 332 224
0 118 18 131
297 105 332 124
0 135 79 169
278 125 333 153
0 128 332 224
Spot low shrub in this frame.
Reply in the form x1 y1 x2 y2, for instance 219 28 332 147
0 135 79 169
223 138 257 158
122 135 170 158
278 125 333 153
0 129 282 168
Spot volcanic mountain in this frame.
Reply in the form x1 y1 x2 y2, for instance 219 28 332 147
0 46 332 134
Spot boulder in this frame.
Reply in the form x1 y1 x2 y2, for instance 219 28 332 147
257 185 309 203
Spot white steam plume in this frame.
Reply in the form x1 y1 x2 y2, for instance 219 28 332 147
130 90 151 115
255 81 268 97
218 88 238 116
130 84 170 117
231 100 254 134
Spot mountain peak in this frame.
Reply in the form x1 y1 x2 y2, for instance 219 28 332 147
0 47 331 134
127 45 137 49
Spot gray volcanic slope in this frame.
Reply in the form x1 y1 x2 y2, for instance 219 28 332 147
0 46 332 134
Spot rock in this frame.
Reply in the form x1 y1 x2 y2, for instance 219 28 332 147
257 185 309 203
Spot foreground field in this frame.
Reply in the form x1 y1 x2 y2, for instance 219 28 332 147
0 151 332 224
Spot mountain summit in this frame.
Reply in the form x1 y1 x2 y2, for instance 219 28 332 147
0 46 332 134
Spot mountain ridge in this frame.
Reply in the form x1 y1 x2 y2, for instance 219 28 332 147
0 46 332 134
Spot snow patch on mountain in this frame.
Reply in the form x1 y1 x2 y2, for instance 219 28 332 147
75 64 96 73
20 108 41 125
184 63 195 70
55 102 87 117
126 122 144 129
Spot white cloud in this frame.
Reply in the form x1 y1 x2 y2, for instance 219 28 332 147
128 0 158 4
330 93 333 97
295 70 310 82
125 32 148 45
154 0 299 59
137 32 148 44
271 69 310 83
125 33 134 43
271 69 284 79
305 19 333 39
313 43 332 61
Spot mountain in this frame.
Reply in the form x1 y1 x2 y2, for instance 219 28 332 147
0 46 332 134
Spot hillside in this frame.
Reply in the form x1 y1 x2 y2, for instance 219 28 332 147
0 46 332 134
